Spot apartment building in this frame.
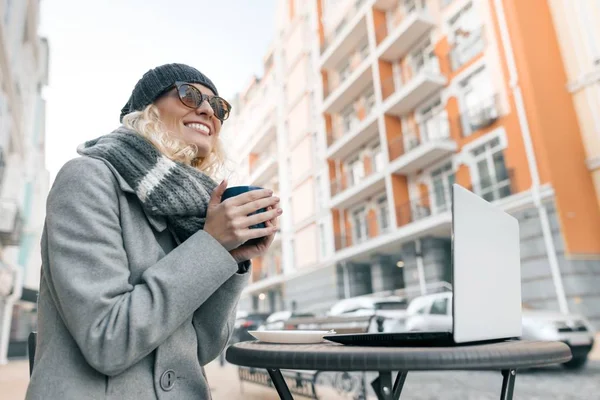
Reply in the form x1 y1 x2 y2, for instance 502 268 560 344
226 0 600 327
0 0 50 363
547 0 600 210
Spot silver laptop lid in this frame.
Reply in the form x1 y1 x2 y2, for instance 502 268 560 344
451 184 522 343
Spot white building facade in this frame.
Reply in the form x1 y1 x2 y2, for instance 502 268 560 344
0 0 49 364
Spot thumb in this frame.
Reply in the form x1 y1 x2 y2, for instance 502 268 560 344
209 179 227 205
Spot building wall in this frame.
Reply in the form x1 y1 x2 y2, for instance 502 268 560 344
547 0 600 211
228 0 600 321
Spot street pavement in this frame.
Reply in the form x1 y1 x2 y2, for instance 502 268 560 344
1 337 599 399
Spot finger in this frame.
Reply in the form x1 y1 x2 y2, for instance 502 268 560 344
244 225 278 240
208 179 228 205
242 207 282 228
226 188 273 207
238 195 280 215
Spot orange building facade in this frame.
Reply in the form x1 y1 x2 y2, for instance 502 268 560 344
223 0 600 326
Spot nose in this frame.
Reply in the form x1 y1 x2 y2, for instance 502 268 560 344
195 98 214 118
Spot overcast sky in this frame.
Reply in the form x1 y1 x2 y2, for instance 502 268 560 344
39 0 276 181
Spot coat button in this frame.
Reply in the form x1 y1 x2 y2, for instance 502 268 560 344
160 369 176 391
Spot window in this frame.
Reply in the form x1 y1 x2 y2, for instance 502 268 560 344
448 2 483 70
430 298 448 315
318 222 327 257
471 136 511 201
418 99 450 142
346 156 365 186
352 206 368 243
341 104 357 133
376 196 390 232
409 39 439 76
364 89 376 116
430 163 455 213
460 67 497 135
371 142 384 172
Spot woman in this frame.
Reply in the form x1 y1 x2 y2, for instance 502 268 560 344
25 63 281 399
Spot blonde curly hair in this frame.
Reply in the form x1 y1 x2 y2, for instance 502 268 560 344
121 104 226 178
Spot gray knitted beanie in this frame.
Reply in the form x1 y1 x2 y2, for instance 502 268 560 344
119 63 219 122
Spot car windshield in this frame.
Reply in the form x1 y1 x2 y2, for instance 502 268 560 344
374 301 407 310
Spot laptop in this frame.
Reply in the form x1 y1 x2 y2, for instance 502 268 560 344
323 184 522 347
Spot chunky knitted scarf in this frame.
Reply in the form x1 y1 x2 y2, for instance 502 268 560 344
77 127 218 244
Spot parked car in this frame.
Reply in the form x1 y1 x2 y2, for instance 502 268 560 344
327 295 409 332
257 310 316 331
404 292 596 369
232 312 270 342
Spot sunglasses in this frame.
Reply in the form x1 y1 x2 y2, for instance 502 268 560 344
172 81 232 121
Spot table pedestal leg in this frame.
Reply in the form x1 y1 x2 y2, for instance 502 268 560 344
371 371 407 400
267 369 294 400
500 369 516 400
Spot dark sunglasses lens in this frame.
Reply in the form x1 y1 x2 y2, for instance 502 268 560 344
210 97 230 120
178 84 202 108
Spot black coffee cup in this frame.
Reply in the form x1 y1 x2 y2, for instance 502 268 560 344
221 185 268 229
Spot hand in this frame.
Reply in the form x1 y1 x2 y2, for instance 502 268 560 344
203 180 281 251
230 205 280 263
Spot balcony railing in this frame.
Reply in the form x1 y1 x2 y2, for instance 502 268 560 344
449 27 485 71
375 0 428 45
330 157 381 197
395 169 517 227
327 99 375 146
334 211 391 251
460 93 500 137
381 56 442 101
321 0 367 53
387 115 452 160
0 199 23 246
324 47 369 98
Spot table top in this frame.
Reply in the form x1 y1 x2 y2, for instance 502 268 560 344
226 340 571 372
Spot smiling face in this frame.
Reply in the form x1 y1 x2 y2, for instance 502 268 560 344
153 83 222 158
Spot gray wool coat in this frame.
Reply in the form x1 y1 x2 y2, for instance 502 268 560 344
25 156 249 400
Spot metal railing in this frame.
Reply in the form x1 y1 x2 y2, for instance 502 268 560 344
320 0 367 53
334 212 391 251
330 158 379 197
374 0 429 45
326 100 375 146
387 116 453 161
380 57 441 100
449 27 485 71
460 93 500 136
324 47 369 98
0 199 23 246
394 168 517 227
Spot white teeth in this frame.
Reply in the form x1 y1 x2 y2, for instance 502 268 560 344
185 123 210 134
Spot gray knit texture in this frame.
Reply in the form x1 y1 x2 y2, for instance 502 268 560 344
119 63 219 122
77 127 218 243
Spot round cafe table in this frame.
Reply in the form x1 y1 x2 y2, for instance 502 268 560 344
226 340 572 400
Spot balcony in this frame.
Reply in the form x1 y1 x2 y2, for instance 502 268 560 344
381 61 446 117
252 249 283 284
327 114 379 161
330 170 386 210
335 208 392 251
248 150 278 186
331 170 519 264
324 45 370 99
388 117 457 175
374 0 397 10
376 3 435 61
0 199 23 246
449 27 485 71
244 112 277 156
459 94 500 137
320 0 369 68
322 64 373 114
